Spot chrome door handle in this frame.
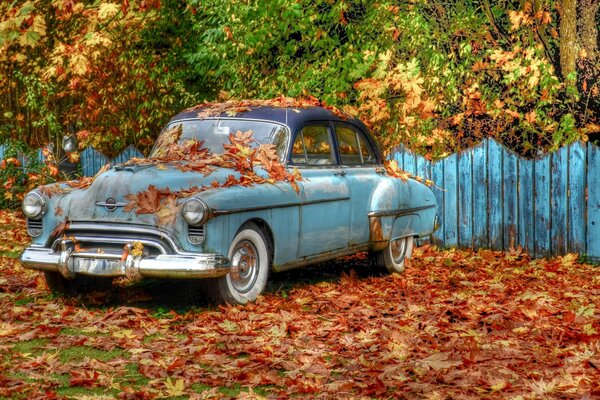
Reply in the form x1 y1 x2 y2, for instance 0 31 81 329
334 169 347 176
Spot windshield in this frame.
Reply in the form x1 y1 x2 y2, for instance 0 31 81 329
150 118 289 159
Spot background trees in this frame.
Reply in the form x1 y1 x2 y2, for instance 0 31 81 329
0 0 598 160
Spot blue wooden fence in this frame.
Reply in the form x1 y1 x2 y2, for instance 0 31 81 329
395 138 597 259
2 139 600 259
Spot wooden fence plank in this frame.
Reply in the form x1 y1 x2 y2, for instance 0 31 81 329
488 140 503 250
403 151 416 176
472 141 488 249
534 156 551 257
431 160 444 245
503 148 518 251
0 145 4 160
551 147 568 256
443 153 458 247
416 154 430 182
81 146 109 177
112 145 144 166
569 142 586 254
458 149 473 248
518 159 534 253
586 143 600 258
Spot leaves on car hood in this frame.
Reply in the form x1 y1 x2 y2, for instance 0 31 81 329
122 130 303 223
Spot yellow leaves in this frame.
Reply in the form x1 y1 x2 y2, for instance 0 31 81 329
559 253 578 269
130 241 144 257
112 329 137 339
69 53 88 76
85 32 112 48
164 377 186 397
384 160 410 181
155 196 179 227
508 10 532 31
31 15 46 36
98 3 121 20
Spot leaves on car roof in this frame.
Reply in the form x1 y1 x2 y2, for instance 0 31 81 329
184 95 351 120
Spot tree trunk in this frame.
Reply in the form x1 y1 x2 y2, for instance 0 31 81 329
559 0 578 79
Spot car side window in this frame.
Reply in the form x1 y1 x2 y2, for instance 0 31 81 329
291 125 335 165
335 124 376 165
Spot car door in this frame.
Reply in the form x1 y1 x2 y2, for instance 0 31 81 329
333 122 381 246
290 123 351 258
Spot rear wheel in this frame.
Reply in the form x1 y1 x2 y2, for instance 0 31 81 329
44 271 112 297
370 236 414 274
216 223 270 304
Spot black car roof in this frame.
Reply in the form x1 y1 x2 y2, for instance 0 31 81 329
169 105 383 162
170 106 368 133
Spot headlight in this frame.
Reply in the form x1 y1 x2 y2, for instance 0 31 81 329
22 192 46 219
182 198 208 226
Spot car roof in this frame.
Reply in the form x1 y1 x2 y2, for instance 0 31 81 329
168 104 383 162
170 105 368 134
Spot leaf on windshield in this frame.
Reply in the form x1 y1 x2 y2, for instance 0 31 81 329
152 124 182 158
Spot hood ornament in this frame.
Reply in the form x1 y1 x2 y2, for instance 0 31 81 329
96 197 127 212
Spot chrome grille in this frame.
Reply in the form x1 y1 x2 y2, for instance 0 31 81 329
188 225 205 245
27 219 43 237
52 222 177 257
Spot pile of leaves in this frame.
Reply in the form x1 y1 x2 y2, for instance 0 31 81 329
1 210 599 398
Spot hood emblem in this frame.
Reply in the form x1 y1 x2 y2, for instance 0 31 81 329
96 197 127 212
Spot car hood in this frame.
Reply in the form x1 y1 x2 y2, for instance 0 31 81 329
64 163 253 223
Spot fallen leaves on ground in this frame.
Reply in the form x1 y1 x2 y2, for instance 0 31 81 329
0 211 599 398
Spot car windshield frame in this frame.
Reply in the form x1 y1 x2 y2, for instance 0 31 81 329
150 117 291 161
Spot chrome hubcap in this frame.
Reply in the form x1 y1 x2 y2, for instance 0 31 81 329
230 240 259 293
390 238 407 264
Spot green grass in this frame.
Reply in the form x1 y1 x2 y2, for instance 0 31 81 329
59 346 126 363
56 386 120 398
13 297 34 306
59 327 107 337
0 250 21 258
142 333 164 344
11 338 49 355
121 363 150 387
191 383 212 393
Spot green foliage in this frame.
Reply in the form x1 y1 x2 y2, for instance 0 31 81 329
0 0 598 164
0 140 47 209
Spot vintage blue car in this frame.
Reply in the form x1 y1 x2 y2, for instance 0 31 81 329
19 102 438 304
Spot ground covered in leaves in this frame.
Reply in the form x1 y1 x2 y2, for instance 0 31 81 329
0 210 599 399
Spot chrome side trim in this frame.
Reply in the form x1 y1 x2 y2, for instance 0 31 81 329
211 197 350 216
367 204 436 218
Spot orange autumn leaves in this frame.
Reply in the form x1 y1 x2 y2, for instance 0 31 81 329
0 211 598 398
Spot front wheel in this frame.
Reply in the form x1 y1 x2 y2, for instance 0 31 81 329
216 223 270 304
370 236 414 274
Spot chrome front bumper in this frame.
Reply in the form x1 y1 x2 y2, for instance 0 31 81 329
20 243 231 280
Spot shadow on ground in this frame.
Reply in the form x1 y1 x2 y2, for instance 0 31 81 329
62 252 383 312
